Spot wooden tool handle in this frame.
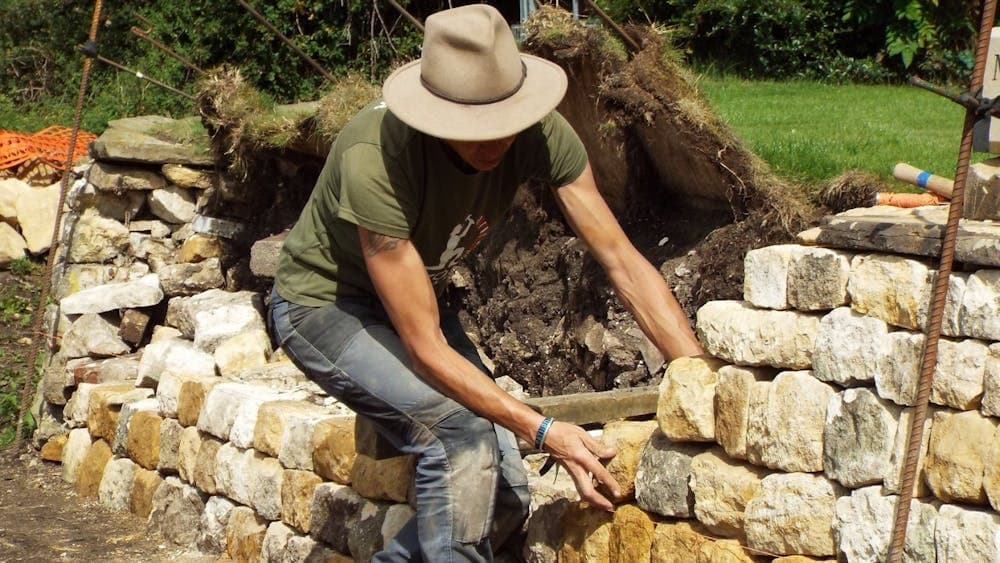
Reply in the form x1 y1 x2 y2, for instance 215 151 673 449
892 163 954 199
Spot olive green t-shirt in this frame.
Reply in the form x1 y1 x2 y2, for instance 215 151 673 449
275 100 588 306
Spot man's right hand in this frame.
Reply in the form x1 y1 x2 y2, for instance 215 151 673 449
541 421 622 511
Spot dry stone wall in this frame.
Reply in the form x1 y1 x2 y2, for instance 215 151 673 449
35 116 1000 562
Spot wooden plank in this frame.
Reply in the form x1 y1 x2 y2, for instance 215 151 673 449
360 386 660 459
524 386 659 426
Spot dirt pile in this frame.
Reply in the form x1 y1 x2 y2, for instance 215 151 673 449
448 9 821 395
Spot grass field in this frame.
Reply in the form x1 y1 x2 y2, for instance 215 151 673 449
697 76 985 191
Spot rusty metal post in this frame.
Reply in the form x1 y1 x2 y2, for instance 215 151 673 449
886 1 997 560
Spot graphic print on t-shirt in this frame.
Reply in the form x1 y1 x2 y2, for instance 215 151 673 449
426 214 489 285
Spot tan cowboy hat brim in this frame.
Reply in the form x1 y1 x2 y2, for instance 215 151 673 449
382 54 568 141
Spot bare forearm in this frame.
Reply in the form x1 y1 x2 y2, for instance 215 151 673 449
408 337 545 443
608 249 704 359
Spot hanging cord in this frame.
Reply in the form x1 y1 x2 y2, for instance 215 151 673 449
8 0 104 454
887 0 997 559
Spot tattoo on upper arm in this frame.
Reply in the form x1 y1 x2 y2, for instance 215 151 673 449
360 229 402 257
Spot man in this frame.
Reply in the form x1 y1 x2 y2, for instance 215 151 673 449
268 5 704 561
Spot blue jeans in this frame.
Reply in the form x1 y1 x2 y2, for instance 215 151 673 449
269 289 530 562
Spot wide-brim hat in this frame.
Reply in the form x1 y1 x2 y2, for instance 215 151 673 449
382 4 568 141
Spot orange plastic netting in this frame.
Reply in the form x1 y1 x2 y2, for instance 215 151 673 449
0 126 96 171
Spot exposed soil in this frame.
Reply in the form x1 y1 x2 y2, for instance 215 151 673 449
0 452 212 563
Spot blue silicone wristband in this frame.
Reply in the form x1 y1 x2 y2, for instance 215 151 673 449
535 417 554 450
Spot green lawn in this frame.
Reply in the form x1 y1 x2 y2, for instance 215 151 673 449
697 76 985 190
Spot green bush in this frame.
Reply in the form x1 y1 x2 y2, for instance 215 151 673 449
600 0 975 84
0 0 430 133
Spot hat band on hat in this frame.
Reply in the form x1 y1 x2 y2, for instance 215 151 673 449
419 61 527 105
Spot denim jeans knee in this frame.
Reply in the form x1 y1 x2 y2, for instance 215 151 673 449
269 288 516 562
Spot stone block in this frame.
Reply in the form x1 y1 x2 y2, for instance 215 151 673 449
959 269 1000 341
60 272 162 315
41 434 68 462
197 382 283 441
158 417 183 474
823 388 900 488
963 158 1000 220
177 233 224 263
381 504 415 553
689 448 767 541
282 469 323 534
61 313 130 359
136 337 216 388
599 420 658 501
695 540 755 562
932 338 988 410
746 371 835 473
696 300 820 369
878 333 992 410
198 495 237 555
924 409 997 505
64 382 96 428
126 410 162 470
984 342 1000 417
261 521 298 563
214 329 272 377
231 390 303 450
246 450 285 521
743 244 796 309
812 307 889 387
656 356 723 442
744 472 842 557
112 398 158 457
714 365 772 460
310 482 365 554
556 501 614 562
935 503 1000 563
833 486 938 563
523 462 578 563
847 254 934 331
226 506 268 562
76 439 113 498
634 432 702 518
650 521 710 563
61 427 93 483
884 407 934 498
253 400 331 470
985 426 1000 512
156 371 192 419
347 499 391 562
129 467 163 518
193 435 224 495
787 247 852 311
150 476 208 547
350 452 413 503
162 163 215 189
118 308 151 347
177 376 220 427
177 426 202 483
87 383 151 442
250 232 286 278
608 504 654 563
98 457 137 511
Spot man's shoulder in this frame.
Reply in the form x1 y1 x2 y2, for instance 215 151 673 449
337 100 419 156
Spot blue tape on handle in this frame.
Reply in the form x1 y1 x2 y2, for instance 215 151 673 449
916 170 932 189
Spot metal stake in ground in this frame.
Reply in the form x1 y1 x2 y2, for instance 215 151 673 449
887 0 997 559
10 0 105 454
